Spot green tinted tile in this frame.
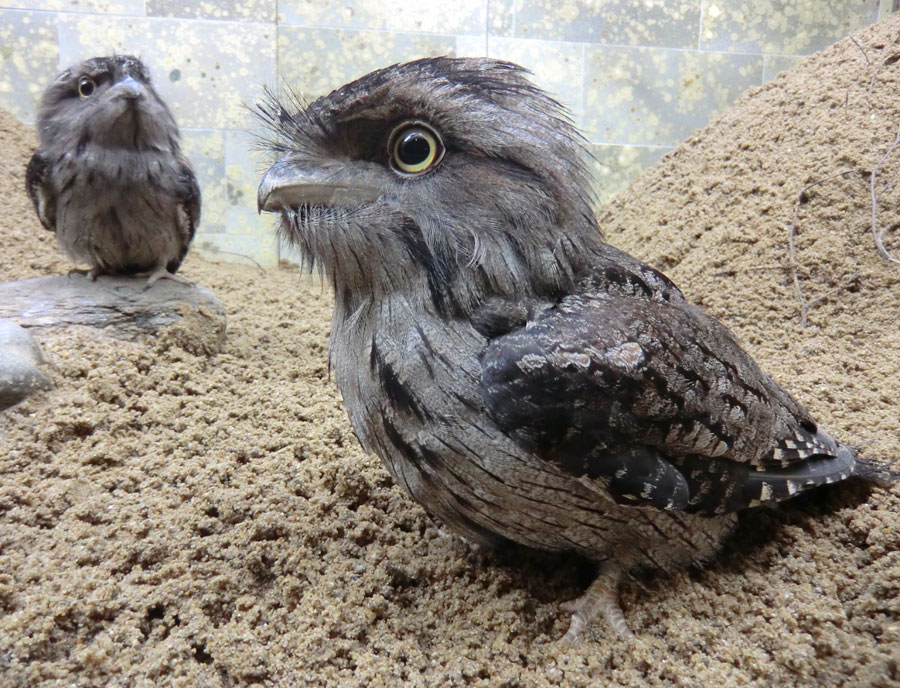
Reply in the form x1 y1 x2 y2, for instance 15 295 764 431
3 0 143 13
762 54 804 82
225 130 272 232
457 35 487 57
277 27 456 102
489 0 515 36
587 144 671 206
584 45 762 146
189 130 277 265
515 0 700 49
147 0 276 22
57 15 276 129
0 10 59 123
701 0 879 54
181 129 226 235
278 0 486 35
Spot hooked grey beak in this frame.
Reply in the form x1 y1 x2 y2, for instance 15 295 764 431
257 159 382 213
114 75 144 100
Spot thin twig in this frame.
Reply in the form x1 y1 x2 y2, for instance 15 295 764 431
846 36 871 107
870 121 900 265
803 272 860 317
206 249 267 273
787 171 853 326
712 264 791 278
849 36 871 66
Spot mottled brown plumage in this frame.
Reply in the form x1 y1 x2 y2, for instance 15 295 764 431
257 57 884 640
26 55 199 287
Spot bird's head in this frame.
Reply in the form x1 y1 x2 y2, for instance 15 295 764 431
258 57 601 316
36 55 179 152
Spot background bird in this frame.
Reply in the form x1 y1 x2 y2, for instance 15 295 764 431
257 57 890 641
26 55 199 287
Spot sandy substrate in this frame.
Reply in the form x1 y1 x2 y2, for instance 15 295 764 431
2 16 900 688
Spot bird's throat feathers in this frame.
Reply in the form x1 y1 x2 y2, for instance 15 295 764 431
281 191 602 326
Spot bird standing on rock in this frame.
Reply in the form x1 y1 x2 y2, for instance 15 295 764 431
258 57 888 641
26 55 200 288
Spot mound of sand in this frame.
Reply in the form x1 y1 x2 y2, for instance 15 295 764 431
2 16 899 688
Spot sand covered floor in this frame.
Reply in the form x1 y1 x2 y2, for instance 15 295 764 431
3 16 900 688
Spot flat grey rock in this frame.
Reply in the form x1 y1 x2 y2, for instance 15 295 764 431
0 318 51 411
0 275 227 355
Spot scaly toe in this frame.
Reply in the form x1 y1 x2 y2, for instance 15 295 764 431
144 268 193 290
559 562 632 643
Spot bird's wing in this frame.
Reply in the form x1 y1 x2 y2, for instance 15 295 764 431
480 289 854 514
169 155 201 270
25 150 57 232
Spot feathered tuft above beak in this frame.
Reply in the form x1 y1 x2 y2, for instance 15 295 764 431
257 158 383 214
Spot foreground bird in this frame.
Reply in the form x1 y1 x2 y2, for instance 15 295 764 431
258 57 884 641
26 55 199 287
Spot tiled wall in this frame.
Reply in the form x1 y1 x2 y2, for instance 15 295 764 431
0 1 894 266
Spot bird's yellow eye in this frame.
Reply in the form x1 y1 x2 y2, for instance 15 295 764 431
390 123 443 175
78 76 96 98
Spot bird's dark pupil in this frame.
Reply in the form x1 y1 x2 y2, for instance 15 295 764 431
398 132 431 165
80 79 93 95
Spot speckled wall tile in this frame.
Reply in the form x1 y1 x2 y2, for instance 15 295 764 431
0 10 59 123
489 0 515 35
188 129 278 264
701 0 880 54
880 0 899 19
277 0 486 35
456 34 488 57
762 54 805 82
225 131 266 214
2 0 143 13
225 130 272 237
181 129 226 234
587 144 671 205
487 37 584 125
277 26 457 101
584 45 763 146
57 15 276 129
147 0 277 22
511 0 700 49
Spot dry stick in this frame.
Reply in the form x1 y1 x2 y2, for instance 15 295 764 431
787 171 853 327
206 248 267 273
849 35 871 66
804 272 861 312
712 264 790 278
870 121 900 266
847 36 872 108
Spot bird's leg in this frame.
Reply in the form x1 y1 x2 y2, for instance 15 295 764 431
560 561 632 643
67 266 102 281
142 265 193 290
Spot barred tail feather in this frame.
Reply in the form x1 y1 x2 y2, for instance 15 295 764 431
742 444 856 507
682 444 864 514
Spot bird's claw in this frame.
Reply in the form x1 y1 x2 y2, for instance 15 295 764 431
559 562 632 643
143 268 193 290
67 266 102 281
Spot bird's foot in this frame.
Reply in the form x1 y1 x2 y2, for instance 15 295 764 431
143 268 193 290
560 561 632 643
67 266 102 281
